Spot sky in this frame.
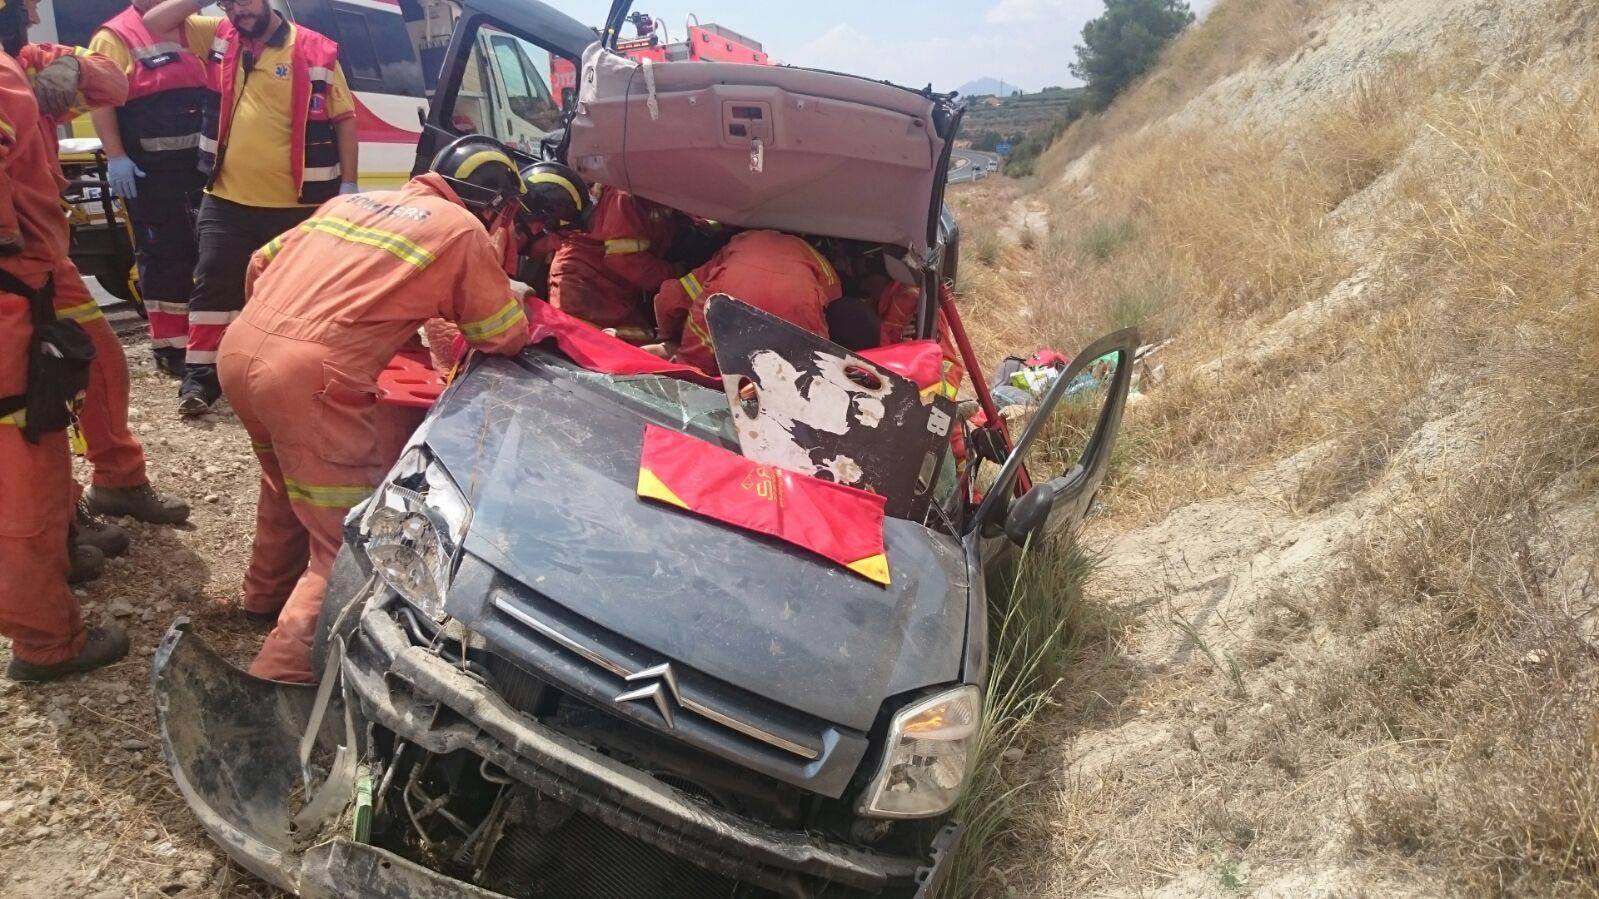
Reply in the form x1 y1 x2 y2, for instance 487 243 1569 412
564 0 1218 93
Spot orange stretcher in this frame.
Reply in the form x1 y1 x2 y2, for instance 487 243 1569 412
377 348 446 409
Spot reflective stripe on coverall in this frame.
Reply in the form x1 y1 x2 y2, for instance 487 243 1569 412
548 187 679 330
652 230 842 376
19 43 147 488
220 172 531 683
0 51 86 665
54 257 147 488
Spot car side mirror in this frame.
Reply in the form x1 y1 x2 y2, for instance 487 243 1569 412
1004 482 1054 546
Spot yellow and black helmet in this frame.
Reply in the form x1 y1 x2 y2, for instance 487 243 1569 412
520 161 591 232
429 134 525 217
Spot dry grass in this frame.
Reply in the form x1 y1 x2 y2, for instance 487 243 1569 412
1039 0 1337 175
946 0 1599 894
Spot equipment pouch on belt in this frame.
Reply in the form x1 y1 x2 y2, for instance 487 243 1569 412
0 271 95 444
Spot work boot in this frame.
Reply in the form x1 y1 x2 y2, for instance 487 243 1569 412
68 543 105 586
73 499 130 558
243 608 279 630
153 351 184 379
85 483 191 525
177 386 215 417
6 626 130 683
178 368 222 418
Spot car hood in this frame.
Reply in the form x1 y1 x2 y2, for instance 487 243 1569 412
422 353 970 732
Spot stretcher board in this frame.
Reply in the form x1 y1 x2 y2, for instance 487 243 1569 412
707 295 951 521
377 348 445 409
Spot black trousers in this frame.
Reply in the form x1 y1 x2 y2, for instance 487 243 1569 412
182 194 315 399
125 166 204 369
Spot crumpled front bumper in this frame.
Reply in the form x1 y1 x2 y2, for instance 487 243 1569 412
149 619 506 898
343 602 955 897
150 610 959 898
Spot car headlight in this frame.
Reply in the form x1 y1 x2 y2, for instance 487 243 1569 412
358 447 471 622
859 685 981 819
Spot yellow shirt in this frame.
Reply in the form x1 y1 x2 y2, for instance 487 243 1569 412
173 16 356 208
85 25 134 76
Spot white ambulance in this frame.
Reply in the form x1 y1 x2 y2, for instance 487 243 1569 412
34 0 572 297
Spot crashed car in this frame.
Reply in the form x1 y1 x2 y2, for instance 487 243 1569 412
151 1 1137 896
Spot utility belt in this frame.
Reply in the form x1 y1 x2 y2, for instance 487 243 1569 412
0 270 95 444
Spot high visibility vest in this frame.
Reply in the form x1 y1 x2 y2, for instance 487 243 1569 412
199 19 342 204
101 8 210 171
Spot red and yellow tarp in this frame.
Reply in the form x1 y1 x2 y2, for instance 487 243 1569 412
635 425 891 586
527 301 719 387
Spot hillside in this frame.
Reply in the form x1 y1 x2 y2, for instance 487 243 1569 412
950 0 1599 895
961 87 1083 141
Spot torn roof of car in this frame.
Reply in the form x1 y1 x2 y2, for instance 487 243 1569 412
567 43 954 257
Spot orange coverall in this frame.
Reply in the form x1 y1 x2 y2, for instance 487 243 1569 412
549 187 679 330
653 230 842 375
875 277 920 347
221 173 531 682
0 49 87 665
21 44 146 489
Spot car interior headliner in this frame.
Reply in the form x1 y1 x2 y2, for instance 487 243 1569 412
567 43 949 256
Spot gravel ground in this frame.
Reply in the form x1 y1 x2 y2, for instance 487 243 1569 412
0 318 276 898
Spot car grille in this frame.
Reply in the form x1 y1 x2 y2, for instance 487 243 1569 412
471 582 871 801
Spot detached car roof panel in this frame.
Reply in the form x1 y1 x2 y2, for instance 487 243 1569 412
568 43 948 255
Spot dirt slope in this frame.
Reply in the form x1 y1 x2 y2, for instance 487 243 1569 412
965 0 1599 895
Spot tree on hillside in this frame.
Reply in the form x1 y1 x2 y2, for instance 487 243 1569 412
1070 0 1194 111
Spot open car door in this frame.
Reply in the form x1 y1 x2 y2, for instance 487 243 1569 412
412 0 596 171
971 329 1141 553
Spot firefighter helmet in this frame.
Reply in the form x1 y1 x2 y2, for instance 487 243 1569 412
429 135 525 218
520 161 592 232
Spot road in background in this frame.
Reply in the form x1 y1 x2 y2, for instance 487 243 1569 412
949 149 1003 184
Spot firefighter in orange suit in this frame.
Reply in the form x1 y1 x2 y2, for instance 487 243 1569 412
549 185 680 333
652 229 842 375
0 10 128 681
874 276 921 347
220 136 533 683
9 36 190 533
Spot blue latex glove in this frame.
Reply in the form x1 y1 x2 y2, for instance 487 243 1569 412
107 155 144 200
339 181 360 195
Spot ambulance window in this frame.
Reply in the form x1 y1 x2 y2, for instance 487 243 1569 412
334 13 382 86
51 0 128 46
329 2 426 98
488 35 560 131
453 24 565 154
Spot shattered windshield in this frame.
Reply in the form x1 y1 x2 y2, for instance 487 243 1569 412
550 360 740 445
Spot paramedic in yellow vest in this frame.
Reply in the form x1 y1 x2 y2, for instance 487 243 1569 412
143 0 359 417
88 0 213 378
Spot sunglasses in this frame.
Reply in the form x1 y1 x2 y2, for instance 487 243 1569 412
216 0 259 9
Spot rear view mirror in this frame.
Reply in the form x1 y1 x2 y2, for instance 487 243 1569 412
974 328 1140 544
1004 482 1054 545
